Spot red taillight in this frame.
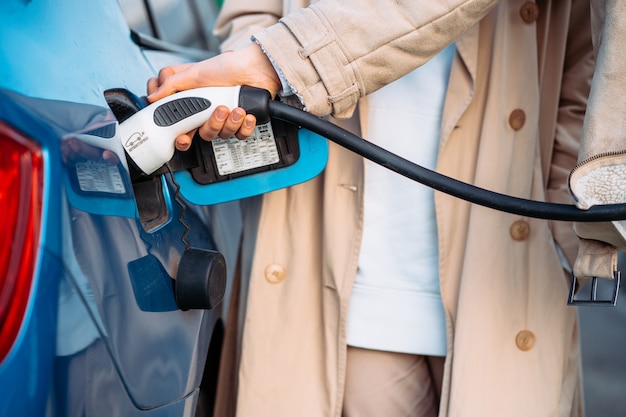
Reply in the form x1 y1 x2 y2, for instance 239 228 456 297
0 121 43 362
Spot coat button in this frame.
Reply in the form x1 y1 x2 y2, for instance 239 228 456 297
520 2 539 23
509 109 526 130
515 330 536 351
264 264 286 284
510 220 530 241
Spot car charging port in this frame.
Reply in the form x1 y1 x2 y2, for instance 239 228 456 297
104 88 226 311
104 88 172 232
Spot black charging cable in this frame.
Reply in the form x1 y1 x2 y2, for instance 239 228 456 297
268 100 626 222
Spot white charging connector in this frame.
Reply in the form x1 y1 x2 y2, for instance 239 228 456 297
119 86 241 174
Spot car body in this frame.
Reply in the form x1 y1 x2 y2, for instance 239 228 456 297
0 1 241 416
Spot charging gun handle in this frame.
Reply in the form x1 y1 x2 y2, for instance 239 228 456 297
239 85 271 124
120 85 271 175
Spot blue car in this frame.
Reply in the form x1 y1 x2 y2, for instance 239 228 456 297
0 1 241 416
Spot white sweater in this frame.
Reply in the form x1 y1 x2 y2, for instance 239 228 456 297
347 45 455 356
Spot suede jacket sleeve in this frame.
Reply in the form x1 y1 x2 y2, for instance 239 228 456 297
568 0 626 279
252 0 499 118
578 0 626 161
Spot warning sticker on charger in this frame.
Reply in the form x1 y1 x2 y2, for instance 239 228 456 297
212 122 280 176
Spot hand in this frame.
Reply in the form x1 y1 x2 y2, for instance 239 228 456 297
146 43 282 151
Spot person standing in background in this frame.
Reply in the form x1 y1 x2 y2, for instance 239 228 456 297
148 1 594 416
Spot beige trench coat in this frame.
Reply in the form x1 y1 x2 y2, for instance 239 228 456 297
213 1 594 416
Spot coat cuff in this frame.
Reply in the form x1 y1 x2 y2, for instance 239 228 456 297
253 8 361 118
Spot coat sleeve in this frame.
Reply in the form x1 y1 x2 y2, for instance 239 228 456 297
546 0 594 269
578 0 626 161
568 0 626 279
252 0 499 118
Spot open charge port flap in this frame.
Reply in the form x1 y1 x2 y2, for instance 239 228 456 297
104 88 170 232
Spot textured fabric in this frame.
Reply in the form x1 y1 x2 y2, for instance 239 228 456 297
572 238 618 281
250 0 499 117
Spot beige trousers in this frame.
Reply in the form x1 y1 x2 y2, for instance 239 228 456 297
342 347 445 417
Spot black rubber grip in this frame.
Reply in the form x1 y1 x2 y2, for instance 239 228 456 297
153 97 211 127
239 86 271 124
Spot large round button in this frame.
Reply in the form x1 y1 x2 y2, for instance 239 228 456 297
265 264 286 284
520 2 540 23
510 220 530 241
509 109 526 131
515 330 536 351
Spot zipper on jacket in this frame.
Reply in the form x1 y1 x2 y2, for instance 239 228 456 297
568 150 626 208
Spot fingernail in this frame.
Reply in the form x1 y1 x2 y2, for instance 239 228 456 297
231 111 243 122
215 108 228 121
244 118 255 129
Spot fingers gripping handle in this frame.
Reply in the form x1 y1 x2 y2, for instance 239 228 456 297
119 86 271 175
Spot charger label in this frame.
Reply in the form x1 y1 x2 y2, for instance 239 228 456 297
75 160 127 194
212 122 280 175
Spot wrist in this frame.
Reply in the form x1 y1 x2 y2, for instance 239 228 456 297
238 43 281 97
